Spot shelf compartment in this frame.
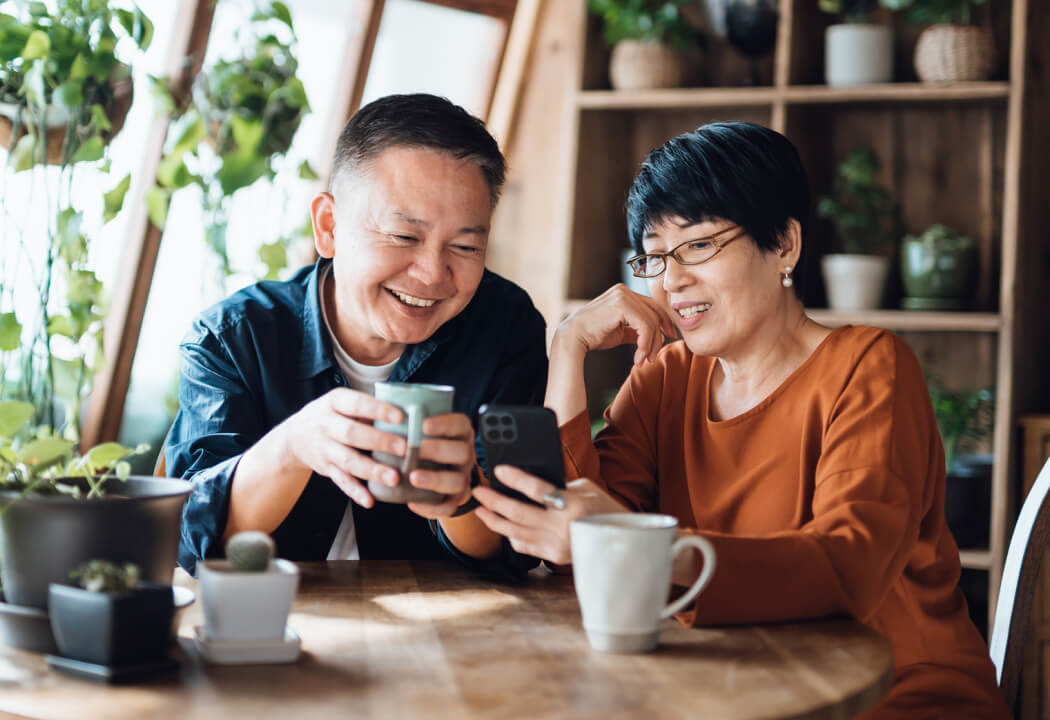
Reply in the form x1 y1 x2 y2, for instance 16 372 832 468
805 310 1002 332
577 87 777 110
783 82 1009 105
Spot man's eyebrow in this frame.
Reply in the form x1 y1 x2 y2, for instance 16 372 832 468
459 225 488 236
390 213 486 235
391 211 429 227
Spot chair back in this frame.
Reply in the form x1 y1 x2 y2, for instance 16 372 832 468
991 455 1050 712
154 450 166 477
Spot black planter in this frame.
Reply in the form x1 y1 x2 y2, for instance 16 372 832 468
944 454 993 549
0 476 191 609
48 582 174 666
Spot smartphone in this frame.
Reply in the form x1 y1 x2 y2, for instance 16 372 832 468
478 404 566 506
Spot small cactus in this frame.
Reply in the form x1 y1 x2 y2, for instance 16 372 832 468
225 531 275 572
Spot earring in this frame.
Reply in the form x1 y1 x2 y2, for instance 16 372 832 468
781 266 794 288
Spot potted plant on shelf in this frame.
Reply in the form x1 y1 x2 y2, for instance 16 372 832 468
900 223 977 310
819 0 893 86
148 1 316 293
47 560 176 679
586 0 704 90
196 531 300 664
928 375 994 548
882 0 995 82
817 147 896 311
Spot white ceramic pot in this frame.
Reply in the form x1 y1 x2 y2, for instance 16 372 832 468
825 24 893 87
198 558 299 642
821 254 889 310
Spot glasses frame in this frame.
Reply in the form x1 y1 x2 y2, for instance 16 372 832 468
625 225 746 279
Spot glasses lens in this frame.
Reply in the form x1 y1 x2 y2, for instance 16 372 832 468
676 240 718 265
632 255 663 278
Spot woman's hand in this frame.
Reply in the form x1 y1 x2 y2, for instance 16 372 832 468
472 464 629 565
556 283 677 366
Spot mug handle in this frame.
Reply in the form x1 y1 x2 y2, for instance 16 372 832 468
661 534 717 619
399 404 424 475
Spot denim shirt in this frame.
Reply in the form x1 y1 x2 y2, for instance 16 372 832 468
166 259 547 577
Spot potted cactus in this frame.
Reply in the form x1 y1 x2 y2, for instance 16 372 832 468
900 224 976 309
47 561 176 681
196 531 300 664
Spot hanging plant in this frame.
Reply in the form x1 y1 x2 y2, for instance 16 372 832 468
149 0 316 286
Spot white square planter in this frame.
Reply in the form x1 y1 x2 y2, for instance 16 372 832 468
198 559 298 642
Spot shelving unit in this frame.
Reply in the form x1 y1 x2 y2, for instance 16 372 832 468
553 0 1050 642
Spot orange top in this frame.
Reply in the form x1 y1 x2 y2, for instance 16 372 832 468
560 326 1008 718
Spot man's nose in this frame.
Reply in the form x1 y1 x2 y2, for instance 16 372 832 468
409 244 452 284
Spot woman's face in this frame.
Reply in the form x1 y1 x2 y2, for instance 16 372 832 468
643 216 790 359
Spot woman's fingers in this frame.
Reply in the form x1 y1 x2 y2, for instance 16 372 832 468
472 484 549 526
492 464 555 504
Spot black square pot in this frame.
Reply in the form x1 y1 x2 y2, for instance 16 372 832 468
48 583 174 667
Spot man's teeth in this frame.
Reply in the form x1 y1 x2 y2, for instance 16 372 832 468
392 290 436 308
678 303 711 318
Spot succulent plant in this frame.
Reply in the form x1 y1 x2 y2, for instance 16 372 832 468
225 531 275 572
70 560 141 593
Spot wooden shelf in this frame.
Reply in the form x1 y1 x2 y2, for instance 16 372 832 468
783 82 1010 105
577 87 776 110
575 83 1009 111
959 549 993 570
805 310 1001 332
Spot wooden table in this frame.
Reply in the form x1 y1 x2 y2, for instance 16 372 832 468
0 561 894 719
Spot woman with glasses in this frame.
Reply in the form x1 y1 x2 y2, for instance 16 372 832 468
472 122 1008 718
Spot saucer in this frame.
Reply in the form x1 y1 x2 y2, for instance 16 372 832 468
194 625 301 664
45 654 179 684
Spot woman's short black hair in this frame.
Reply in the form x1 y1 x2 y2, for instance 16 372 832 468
625 121 810 278
331 93 505 207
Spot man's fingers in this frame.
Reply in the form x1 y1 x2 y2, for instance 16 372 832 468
409 468 469 496
327 468 373 508
327 387 403 424
325 416 406 455
328 445 399 487
418 436 473 467
421 413 473 440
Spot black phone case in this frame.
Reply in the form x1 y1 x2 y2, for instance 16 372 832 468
478 405 566 506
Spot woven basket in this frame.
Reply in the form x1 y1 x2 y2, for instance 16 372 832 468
609 39 688 90
0 78 133 165
914 24 996 82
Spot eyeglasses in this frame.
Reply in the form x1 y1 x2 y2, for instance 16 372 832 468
625 225 746 279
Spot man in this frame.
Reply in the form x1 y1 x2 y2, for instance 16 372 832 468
166 94 547 577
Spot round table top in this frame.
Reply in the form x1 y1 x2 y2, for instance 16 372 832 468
0 560 894 719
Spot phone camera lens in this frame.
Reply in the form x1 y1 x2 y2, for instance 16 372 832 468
484 415 499 426
500 416 513 426
486 430 500 442
502 429 515 440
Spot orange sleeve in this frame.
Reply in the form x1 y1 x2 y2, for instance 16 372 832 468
679 334 940 626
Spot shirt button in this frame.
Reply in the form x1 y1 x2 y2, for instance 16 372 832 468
333 371 345 386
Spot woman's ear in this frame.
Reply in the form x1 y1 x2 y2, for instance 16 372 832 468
778 219 803 267
311 192 337 258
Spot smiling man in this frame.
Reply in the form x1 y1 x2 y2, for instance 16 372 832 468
166 94 547 576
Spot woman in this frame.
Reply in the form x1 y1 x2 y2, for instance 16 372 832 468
472 122 1008 718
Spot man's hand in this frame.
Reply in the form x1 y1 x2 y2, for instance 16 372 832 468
406 412 476 519
279 387 409 508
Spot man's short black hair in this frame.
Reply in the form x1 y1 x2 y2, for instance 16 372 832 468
331 93 506 207
625 122 810 292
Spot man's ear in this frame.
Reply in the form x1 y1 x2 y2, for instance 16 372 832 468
311 192 336 259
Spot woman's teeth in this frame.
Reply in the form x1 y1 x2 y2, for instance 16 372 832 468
678 303 711 318
392 290 436 308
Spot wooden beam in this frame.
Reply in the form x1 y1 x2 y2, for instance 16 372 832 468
80 0 216 448
345 0 387 123
487 0 541 146
423 0 516 21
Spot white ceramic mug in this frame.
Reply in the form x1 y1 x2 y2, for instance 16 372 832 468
570 513 716 653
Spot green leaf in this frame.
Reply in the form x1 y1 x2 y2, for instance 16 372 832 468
57 207 84 258
216 152 268 195
0 312 21 351
103 173 131 223
0 401 34 437
8 133 36 172
21 29 49 61
52 80 84 107
230 114 264 154
27 2 48 17
136 9 154 51
70 53 91 80
171 111 205 156
17 437 75 468
270 1 294 31
91 104 112 133
258 241 287 281
148 74 175 115
297 160 319 181
66 269 102 305
72 135 105 163
115 460 131 481
85 442 130 468
146 186 170 229
155 153 197 189
47 315 74 339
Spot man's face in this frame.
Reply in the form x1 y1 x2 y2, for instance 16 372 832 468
313 146 492 365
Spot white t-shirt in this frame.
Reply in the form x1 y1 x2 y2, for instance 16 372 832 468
318 264 400 560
